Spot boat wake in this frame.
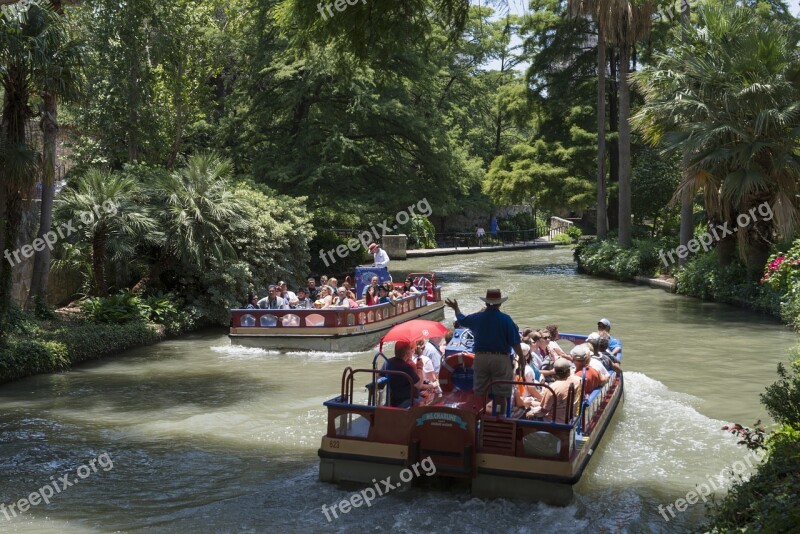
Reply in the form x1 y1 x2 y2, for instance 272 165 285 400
211 344 366 361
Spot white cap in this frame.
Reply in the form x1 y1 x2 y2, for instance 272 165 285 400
520 342 531 355
598 318 611 328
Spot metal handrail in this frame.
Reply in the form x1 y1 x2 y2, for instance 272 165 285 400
483 379 579 424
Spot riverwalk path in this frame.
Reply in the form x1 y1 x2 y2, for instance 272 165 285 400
402 239 556 258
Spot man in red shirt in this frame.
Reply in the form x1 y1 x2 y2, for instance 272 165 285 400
571 345 602 394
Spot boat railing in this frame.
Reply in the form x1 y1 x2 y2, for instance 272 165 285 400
229 293 431 330
340 367 419 408
483 380 579 425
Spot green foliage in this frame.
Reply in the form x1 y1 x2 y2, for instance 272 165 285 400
631 148 680 234
575 237 678 279
81 291 147 324
402 215 437 249
43 321 164 364
552 233 572 245
566 225 583 241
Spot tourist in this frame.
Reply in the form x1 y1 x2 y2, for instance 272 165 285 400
294 288 312 309
597 334 622 373
320 275 329 287
307 277 319 301
328 277 338 289
571 345 602 393
585 333 611 383
363 285 379 306
414 341 440 393
475 224 486 247
317 286 334 308
377 286 392 304
532 330 557 381
511 353 540 418
333 287 357 308
362 276 380 297
422 338 443 375
403 277 422 295
369 242 390 268
544 324 570 360
278 281 298 307
245 295 259 309
597 318 622 358
519 342 542 399
444 289 525 417
521 327 534 345
383 341 436 408
538 359 575 423
257 285 288 309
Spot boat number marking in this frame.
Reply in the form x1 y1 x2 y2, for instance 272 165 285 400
329 439 340 449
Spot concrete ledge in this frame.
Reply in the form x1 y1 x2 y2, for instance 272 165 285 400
633 275 677 293
403 242 556 259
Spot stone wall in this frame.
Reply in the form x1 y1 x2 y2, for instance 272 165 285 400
431 204 532 232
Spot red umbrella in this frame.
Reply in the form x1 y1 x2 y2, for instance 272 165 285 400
380 319 449 349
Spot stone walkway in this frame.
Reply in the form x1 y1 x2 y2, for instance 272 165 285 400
402 239 557 258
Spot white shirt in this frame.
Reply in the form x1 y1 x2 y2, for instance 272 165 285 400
373 248 390 267
422 341 442 375
589 356 610 382
476 227 486 237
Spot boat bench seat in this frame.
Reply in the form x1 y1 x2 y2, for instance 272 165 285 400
365 376 389 392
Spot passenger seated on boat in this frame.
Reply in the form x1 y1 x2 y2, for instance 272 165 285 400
278 281 297 307
544 324 570 360
307 277 319 301
597 334 622 373
328 277 338 289
245 295 259 309
362 285 379 306
362 276 380 297
377 286 392 304
422 338 443 375
317 286 334 308
382 341 436 408
403 277 422 295
320 275 329 286
512 354 540 418
571 345 603 393
584 333 611 384
333 287 358 308
414 341 440 393
519 342 543 399
257 285 288 309
538 358 575 423
521 328 534 345
532 330 558 382
293 288 313 309
597 318 622 358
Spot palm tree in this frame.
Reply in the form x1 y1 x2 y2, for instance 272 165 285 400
26 0 84 310
567 0 608 238
55 170 157 296
132 152 241 293
597 0 654 248
0 3 64 337
632 4 800 274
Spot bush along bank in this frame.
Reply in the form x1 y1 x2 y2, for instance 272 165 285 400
705 352 800 531
574 237 785 320
0 294 198 385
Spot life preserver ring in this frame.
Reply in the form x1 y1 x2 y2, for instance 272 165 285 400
438 352 475 392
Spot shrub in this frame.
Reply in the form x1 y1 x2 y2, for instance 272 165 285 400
81 291 148 324
575 237 677 280
402 214 437 249
44 322 164 364
552 233 572 245
565 225 582 242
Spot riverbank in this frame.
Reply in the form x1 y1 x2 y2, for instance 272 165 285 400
404 240 556 258
0 312 167 385
574 238 791 327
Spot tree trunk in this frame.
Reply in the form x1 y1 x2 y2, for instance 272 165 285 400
596 27 608 239
678 0 692 266
27 91 58 310
91 231 107 296
617 44 632 248
717 214 737 267
607 48 619 231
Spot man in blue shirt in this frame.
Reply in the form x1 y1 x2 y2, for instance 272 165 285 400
445 289 524 416
597 318 622 359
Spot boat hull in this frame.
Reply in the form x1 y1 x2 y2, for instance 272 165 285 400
229 301 445 352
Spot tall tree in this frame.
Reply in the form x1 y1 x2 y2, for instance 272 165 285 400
632 2 800 274
598 0 653 247
26 0 83 310
0 3 64 338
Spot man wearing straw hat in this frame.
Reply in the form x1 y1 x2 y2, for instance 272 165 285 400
445 289 525 416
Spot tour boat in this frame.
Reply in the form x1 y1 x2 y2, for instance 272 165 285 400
318 331 623 504
228 269 445 352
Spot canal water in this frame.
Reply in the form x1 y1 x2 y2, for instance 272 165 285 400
0 248 795 533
